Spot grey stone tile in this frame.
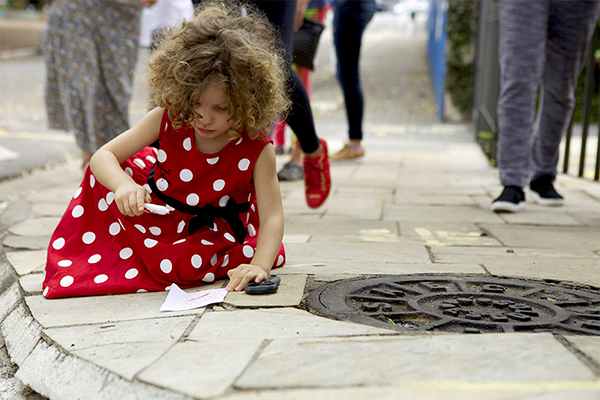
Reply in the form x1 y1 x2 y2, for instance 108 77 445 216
224 274 307 307
32 202 68 217
284 242 430 265
236 333 596 389
1 301 42 365
8 217 60 237
0 281 22 322
400 221 502 247
5 249 46 275
1 234 49 251
395 193 477 206
564 336 600 366
518 391 600 400
497 209 583 226
284 219 400 244
189 308 394 341
481 225 600 252
26 291 207 328
429 246 598 259
44 316 194 380
384 204 505 224
279 262 485 276
19 273 43 294
26 186 79 204
138 339 263 398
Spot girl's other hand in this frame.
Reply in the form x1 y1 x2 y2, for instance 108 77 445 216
114 182 152 217
226 264 269 292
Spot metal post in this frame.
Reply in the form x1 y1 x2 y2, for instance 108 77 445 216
563 119 572 173
578 24 598 177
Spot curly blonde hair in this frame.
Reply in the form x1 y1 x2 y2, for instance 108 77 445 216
148 0 290 140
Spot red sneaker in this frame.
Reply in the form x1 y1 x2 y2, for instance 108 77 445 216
303 138 331 208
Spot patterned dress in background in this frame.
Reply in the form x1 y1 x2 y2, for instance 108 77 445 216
42 0 142 153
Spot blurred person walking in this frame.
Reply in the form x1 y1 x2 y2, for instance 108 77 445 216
491 0 600 212
329 0 376 162
42 0 157 170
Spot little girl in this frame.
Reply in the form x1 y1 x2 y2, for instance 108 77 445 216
43 0 290 299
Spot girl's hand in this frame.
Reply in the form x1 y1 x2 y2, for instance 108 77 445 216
114 181 152 217
226 264 269 292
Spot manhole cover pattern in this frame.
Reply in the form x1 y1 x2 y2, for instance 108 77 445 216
306 275 600 335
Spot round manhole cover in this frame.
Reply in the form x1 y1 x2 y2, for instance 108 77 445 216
306 275 600 335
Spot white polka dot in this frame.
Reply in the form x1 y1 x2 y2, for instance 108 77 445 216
106 192 115 205
98 198 108 212
43 287 49 297
118 219 126 230
143 184 152 194
213 179 225 191
164 122 168 131
224 233 235 242
125 268 138 279
174 239 186 244
125 167 133 177
251 204 256 212
144 238 158 248
180 169 193 182
277 255 284 266
191 254 202 268
177 221 186 233
248 224 256 237
210 254 218 266
238 158 250 171
90 174 96 187
207 157 219 164
60 276 74 287
94 274 108 284
236 137 243 145
73 187 82 199
88 254 101 264
212 223 218 231
52 238 65 250
120 247 133 260
183 137 192 151
201 240 213 245
243 245 254 258
160 259 172 273
149 226 161 236
134 159 145 169
221 254 229 267
72 205 84 218
219 195 230 207
82 232 96 244
146 155 156 164
57 260 72 267
157 178 168 192
109 222 121 235
137 289 148 293
157 149 167 162
203 273 215 283
135 224 146 234
187 193 199 206
248 193 252 201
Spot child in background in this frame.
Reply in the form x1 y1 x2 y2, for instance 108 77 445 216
43 0 289 299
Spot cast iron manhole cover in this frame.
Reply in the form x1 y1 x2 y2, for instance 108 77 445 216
306 275 600 335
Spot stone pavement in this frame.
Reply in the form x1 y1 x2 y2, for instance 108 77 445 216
1 10 599 400
1 134 599 400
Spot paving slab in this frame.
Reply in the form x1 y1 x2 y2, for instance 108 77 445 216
43 316 194 380
1 301 41 366
481 225 600 253
224 274 307 307
2 234 49 251
189 308 394 341
138 339 264 399
5 249 46 275
26 291 207 328
278 261 485 276
564 336 600 366
400 221 502 247
283 242 431 265
496 209 584 227
31 202 68 217
384 204 505 224
8 216 60 237
235 333 596 390
284 219 400 244
19 273 43 294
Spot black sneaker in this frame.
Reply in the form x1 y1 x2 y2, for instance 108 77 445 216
277 161 303 181
529 174 564 206
491 186 526 213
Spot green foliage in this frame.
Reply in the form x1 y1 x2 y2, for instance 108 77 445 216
445 0 476 117
572 56 599 124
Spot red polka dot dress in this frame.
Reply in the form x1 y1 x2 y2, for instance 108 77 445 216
43 110 285 299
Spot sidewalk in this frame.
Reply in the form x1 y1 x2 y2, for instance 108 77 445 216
0 10 599 400
1 133 599 399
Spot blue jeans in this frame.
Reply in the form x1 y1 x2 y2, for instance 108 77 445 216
333 0 376 141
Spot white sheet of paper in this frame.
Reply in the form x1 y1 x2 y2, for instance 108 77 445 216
160 284 228 312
